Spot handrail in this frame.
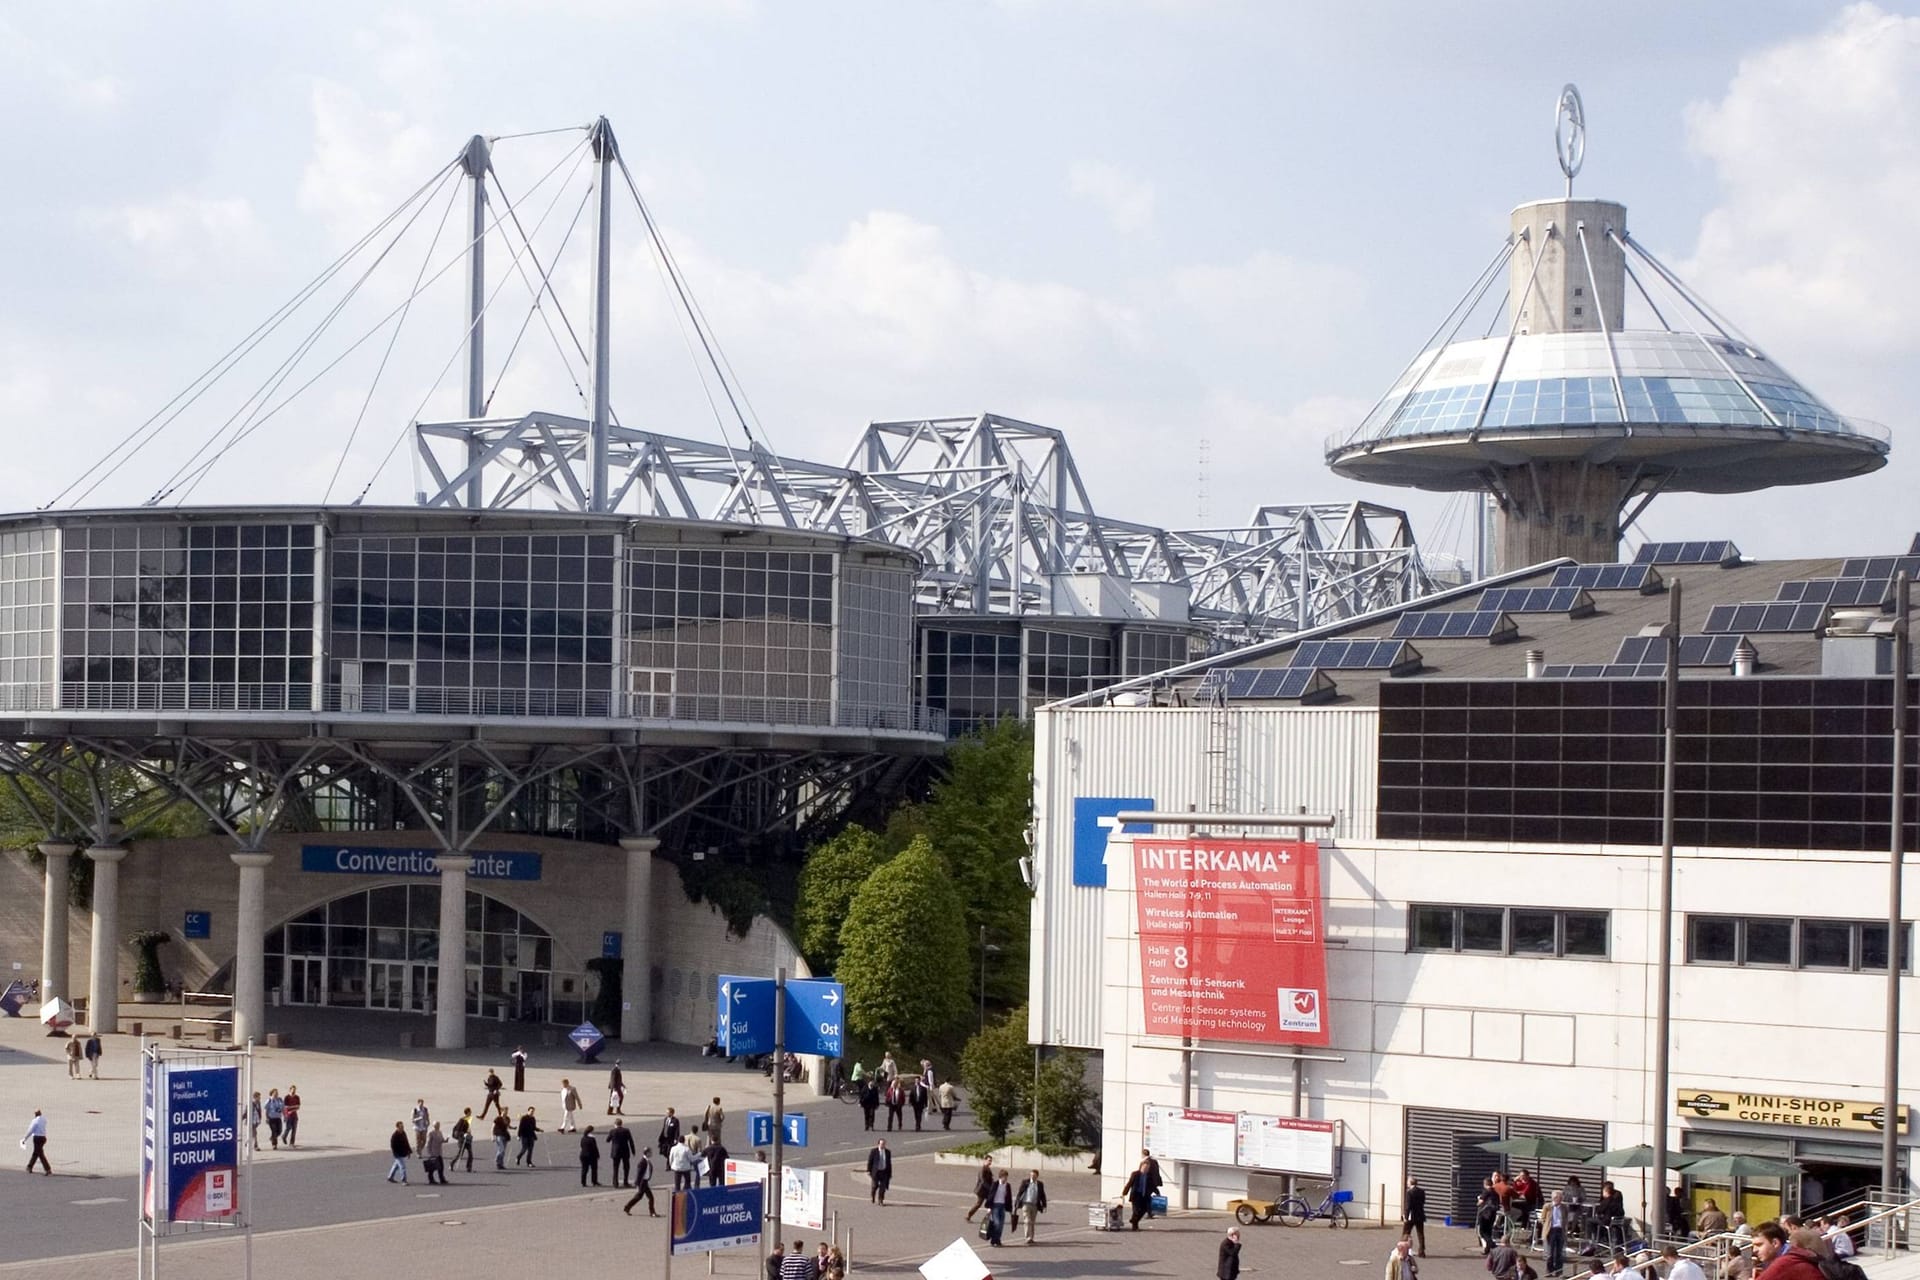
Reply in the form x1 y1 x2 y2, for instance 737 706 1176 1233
1674 1190 1920 1268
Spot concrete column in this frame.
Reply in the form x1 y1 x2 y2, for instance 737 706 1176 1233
231 851 273 1046
618 836 659 1043
86 844 128 1033
38 841 76 1005
435 855 473 1050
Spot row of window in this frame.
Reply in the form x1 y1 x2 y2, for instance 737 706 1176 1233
1408 905 1911 973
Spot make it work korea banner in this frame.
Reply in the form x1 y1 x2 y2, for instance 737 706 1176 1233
1133 838 1330 1046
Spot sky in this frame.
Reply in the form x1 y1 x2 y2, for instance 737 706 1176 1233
4 1 1918 569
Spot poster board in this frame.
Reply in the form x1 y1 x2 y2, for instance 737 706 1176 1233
1235 1113 1337 1178
1142 1105 1238 1166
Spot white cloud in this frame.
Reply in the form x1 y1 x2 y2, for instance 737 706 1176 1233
1069 160 1158 234
82 194 263 275
1679 3 1920 362
0 15 122 111
1167 250 1367 360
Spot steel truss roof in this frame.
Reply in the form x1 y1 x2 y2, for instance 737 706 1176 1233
414 410 1433 645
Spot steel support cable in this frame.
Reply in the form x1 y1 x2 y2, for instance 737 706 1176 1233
54 160 460 509
354 147 599 503
484 179 594 413
162 137 593 503
485 148 599 407
323 170 466 504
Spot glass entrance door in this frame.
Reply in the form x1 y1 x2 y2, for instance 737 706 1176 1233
369 960 431 1012
285 955 326 1005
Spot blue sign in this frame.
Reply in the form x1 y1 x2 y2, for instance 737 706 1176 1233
602 931 622 959
1072 797 1155 887
671 1181 764 1256
299 845 543 881
568 1022 607 1062
160 1064 241 1223
746 1111 806 1146
783 1113 808 1146
182 912 210 940
716 975 776 1056
782 979 846 1058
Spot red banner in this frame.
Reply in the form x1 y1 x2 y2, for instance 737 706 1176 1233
1133 837 1329 1045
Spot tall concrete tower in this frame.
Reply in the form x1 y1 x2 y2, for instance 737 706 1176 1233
1325 86 1889 574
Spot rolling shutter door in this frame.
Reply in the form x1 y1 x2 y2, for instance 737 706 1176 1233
1406 1106 1501 1221
1503 1112 1608 1201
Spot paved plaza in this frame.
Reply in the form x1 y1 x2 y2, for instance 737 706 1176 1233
0 1012 1503 1278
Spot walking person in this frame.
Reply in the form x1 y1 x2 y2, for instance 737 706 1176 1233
491 1111 511 1169
858 1078 879 1131
1017 1168 1048 1244
984 1169 1014 1246
515 1107 541 1166
669 1134 697 1192
704 1137 729 1187
909 1078 929 1131
579 1125 602 1187
1403 1176 1429 1257
83 1033 102 1079
264 1088 285 1149
411 1098 431 1154
608 1061 625 1116
247 1092 263 1150
1541 1190 1569 1278
452 1108 475 1173
64 1038 81 1078
866 1138 893 1205
22 1110 50 1175
385 1121 411 1183
480 1067 504 1118
424 1121 448 1185
282 1085 301 1146
883 1078 905 1131
1386 1236 1419 1280
559 1079 581 1133
657 1107 682 1158
703 1096 725 1146
511 1046 527 1092
1476 1176 1501 1256
622 1148 657 1215
965 1156 995 1221
607 1117 635 1187
936 1080 958 1130
1218 1226 1243 1280
1122 1157 1157 1229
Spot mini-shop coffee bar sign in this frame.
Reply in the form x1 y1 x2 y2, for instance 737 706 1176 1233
1677 1088 1910 1134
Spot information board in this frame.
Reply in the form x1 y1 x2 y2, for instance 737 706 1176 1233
1142 1105 1238 1166
1235 1113 1337 1177
1133 837 1329 1045
781 1165 826 1231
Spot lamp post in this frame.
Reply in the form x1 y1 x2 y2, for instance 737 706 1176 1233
1886 572 1910 1208
1650 579 1681 1241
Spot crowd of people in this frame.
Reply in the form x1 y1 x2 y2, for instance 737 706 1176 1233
838 1052 961 1133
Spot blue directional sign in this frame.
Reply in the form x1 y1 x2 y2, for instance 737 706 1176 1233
716 975 776 1056
671 1181 764 1256
182 911 211 940
782 979 846 1058
746 1110 809 1147
1072 796 1154 887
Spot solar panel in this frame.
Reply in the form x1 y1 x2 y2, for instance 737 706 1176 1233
1775 578 1891 608
1549 563 1663 593
1291 638 1415 670
1703 602 1830 634
1537 663 1659 679
1839 556 1920 579
1612 633 1750 670
1631 540 1742 566
1210 666 1333 701
1391 610 1517 640
1477 587 1595 616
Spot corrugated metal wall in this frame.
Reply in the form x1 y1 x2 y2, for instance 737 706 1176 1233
1029 705 1380 1048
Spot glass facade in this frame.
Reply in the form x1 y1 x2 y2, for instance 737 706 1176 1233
0 528 55 711
1378 678 1920 851
329 532 617 716
60 522 316 711
839 563 916 729
921 621 1194 734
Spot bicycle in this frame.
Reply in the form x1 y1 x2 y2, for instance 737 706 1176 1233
1277 1188 1352 1228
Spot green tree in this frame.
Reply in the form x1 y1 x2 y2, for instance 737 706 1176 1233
920 720 1033 1007
837 836 971 1048
1034 1049 1095 1146
959 1003 1032 1143
794 824 888 972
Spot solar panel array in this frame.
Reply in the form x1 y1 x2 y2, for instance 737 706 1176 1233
1776 578 1892 607
1290 638 1415 670
1548 563 1662 592
1391 610 1516 641
1204 666 1331 701
1839 555 1920 579
1477 586 1594 615
1631 540 1742 566
1703 602 1830 634
1537 663 1654 679
1613 633 1749 669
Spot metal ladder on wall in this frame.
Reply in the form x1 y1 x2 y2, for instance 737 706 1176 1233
1205 685 1239 814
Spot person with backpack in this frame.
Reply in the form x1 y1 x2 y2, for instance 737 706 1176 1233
451 1108 475 1172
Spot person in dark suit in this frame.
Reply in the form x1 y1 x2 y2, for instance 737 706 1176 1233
1403 1176 1429 1256
579 1125 601 1187
865 1139 892 1204
1217 1227 1242 1280
607 1117 636 1187
511 1047 527 1092
657 1107 682 1158
1122 1157 1157 1229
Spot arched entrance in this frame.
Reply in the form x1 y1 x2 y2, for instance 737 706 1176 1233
257 884 563 1022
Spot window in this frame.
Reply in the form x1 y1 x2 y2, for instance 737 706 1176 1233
1408 905 1609 959
1685 914 1911 972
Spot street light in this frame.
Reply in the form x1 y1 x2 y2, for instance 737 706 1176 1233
979 925 1002 1032
1649 579 1681 1241
1885 572 1911 1208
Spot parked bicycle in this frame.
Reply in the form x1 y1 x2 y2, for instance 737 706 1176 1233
1278 1188 1352 1228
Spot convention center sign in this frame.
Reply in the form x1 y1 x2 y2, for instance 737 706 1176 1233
299 845 542 881
1133 837 1329 1045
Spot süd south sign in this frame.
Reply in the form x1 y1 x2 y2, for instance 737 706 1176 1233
1133 837 1330 1046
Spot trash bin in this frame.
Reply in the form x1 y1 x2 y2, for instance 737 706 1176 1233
271 988 283 1008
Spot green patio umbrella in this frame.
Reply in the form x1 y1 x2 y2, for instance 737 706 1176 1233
1664 1154 1801 1179
1479 1135 1600 1162
1583 1145 1698 1169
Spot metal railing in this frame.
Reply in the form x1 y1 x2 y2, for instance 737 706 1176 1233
1672 1191 1920 1274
